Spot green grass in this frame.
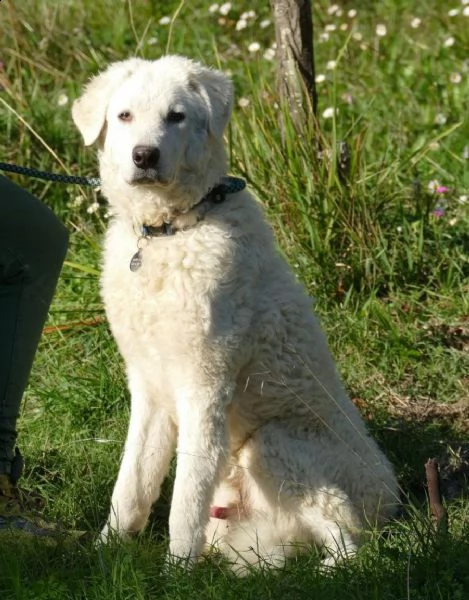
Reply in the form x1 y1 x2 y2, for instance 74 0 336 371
1 0 468 598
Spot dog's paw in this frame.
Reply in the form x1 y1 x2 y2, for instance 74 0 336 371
96 523 132 547
164 550 198 573
164 537 203 572
95 524 111 546
320 542 357 570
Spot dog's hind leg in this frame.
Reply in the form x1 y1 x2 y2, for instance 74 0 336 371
205 438 308 573
299 505 358 565
252 423 360 564
100 372 176 541
223 423 360 568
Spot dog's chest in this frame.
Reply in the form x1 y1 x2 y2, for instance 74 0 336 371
105 233 207 321
100 222 234 374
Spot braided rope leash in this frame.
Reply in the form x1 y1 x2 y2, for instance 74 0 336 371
0 161 101 187
0 163 246 194
219 175 246 195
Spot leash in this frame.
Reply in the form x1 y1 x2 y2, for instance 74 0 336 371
0 161 101 187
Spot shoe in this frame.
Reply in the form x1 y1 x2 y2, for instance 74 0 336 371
0 473 83 539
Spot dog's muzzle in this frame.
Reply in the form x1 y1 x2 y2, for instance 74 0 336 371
130 145 163 184
132 145 160 170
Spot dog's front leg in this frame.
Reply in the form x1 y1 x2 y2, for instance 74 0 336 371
168 383 231 565
101 372 177 541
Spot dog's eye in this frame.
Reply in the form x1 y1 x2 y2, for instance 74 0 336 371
118 111 132 121
167 111 185 123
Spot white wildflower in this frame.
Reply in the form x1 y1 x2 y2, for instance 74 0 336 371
159 16 171 25
208 3 219 13
428 180 440 192
457 194 468 204
347 9 357 18
450 72 462 84
444 36 455 47
376 23 387 37
327 4 339 15
352 31 363 41
463 6 469 15
86 202 100 214
260 19 271 28
219 2 231 16
236 19 248 31
463 145 469 159
248 41 261 53
322 107 337 119
238 97 250 108
147 36 158 46
72 196 83 207
410 17 421 28
448 8 460 16
315 73 326 83
57 93 68 107
340 23 348 31
325 23 337 32
319 32 330 42
463 0 469 5
326 60 337 70
263 48 276 61
434 113 447 125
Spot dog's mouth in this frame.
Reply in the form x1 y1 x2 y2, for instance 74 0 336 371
130 170 172 187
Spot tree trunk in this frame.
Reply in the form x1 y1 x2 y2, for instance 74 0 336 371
270 0 317 129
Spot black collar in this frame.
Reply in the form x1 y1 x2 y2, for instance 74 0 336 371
140 176 246 238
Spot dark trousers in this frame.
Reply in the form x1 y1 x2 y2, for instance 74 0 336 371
0 176 68 479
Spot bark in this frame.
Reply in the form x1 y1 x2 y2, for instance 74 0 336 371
270 0 317 127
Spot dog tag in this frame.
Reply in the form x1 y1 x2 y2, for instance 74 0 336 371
129 250 142 272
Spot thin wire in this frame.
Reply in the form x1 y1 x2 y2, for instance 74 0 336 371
0 96 68 171
53 429 399 510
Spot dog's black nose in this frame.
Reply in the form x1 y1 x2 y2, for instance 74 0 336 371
132 145 160 170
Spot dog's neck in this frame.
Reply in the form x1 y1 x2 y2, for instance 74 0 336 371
137 176 246 237
127 176 246 272
141 176 246 237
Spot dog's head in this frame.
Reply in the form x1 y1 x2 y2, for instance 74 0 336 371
72 56 233 218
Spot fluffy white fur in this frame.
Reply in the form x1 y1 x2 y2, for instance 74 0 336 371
72 55 398 573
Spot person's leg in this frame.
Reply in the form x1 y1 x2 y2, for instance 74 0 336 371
0 176 68 481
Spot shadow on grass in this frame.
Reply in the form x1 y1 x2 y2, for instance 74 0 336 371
370 404 469 510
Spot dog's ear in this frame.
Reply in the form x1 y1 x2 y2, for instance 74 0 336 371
192 66 234 139
72 59 144 146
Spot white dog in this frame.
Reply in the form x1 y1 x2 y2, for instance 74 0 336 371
72 55 398 573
